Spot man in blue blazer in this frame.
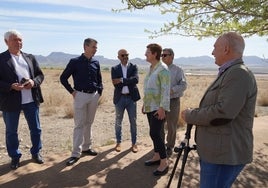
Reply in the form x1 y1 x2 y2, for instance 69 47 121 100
182 32 257 188
111 49 140 153
0 30 44 169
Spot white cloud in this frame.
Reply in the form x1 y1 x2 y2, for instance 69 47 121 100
2 0 126 11
0 8 163 24
0 0 267 59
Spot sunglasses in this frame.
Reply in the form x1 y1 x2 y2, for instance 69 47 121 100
161 54 171 57
121 54 129 57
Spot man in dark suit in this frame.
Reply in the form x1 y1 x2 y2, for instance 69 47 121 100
111 49 140 153
0 30 44 170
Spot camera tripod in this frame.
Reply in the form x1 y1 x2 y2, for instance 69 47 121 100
167 124 196 188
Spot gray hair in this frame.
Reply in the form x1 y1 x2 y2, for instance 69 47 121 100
163 48 174 56
84 38 97 47
4 30 22 41
221 32 245 56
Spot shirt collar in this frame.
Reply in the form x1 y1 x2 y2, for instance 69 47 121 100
81 53 92 61
120 62 128 68
218 58 239 75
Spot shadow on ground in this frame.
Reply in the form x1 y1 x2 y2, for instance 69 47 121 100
0 136 267 188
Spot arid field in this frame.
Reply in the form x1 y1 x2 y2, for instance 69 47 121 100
0 68 267 188
0 68 268 164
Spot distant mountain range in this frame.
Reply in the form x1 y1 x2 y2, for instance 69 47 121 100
35 52 268 74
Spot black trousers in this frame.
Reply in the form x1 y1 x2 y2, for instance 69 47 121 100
147 111 167 159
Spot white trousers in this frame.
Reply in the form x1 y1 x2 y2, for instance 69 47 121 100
71 91 99 157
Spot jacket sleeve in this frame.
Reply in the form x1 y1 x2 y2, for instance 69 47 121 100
122 64 139 86
185 67 256 126
27 54 44 87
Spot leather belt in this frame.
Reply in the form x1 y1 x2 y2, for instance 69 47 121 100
122 93 130 96
77 89 96 94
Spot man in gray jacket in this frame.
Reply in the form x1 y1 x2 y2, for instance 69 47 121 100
181 32 257 188
161 48 187 156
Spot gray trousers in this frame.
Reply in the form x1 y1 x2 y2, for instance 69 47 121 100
161 97 180 148
71 91 99 157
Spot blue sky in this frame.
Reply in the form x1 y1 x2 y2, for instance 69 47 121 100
0 0 267 59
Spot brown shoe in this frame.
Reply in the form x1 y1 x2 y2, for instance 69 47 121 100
131 144 138 153
115 143 121 152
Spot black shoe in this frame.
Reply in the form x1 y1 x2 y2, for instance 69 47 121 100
66 157 79 166
32 153 44 164
144 160 161 166
82 149 98 156
166 147 173 157
153 166 169 176
10 158 20 170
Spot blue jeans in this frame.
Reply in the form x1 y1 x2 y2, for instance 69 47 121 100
115 95 137 145
3 102 42 159
200 159 245 188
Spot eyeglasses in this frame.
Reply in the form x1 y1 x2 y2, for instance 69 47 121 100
121 54 129 57
161 54 172 57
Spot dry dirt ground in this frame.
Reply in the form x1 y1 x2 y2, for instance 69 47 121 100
0 70 268 187
0 116 267 188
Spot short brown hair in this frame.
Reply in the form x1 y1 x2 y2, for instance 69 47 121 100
146 43 162 60
83 38 97 48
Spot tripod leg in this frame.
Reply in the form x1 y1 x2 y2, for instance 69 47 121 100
177 147 191 188
167 148 183 188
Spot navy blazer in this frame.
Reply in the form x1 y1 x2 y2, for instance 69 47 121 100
0 50 44 111
111 62 140 105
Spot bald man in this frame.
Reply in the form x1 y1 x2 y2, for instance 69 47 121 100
111 49 141 153
181 32 257 188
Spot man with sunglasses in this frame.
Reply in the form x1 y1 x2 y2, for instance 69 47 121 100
161 48 187 157
111 49 140 153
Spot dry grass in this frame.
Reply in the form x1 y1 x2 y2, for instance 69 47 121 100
0 67 267 165
40 68 73 117
258 93 268 106
41 68 268 125
256 81 268 106
40 68 112 119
